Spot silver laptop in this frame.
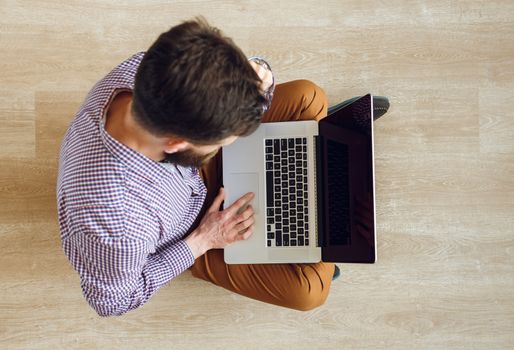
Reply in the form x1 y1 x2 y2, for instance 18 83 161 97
222 95 377 264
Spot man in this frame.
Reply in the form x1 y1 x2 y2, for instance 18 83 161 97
57 17 335 317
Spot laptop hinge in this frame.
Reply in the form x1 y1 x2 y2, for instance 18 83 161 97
314 135 327 248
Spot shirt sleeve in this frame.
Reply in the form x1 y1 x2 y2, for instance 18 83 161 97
63 205 195 317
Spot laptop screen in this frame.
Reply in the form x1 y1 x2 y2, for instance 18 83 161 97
317 95 376 263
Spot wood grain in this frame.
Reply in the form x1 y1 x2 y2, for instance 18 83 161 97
0 1 513 349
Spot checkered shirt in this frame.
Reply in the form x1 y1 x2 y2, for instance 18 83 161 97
57 52 274 317
57 52 209 317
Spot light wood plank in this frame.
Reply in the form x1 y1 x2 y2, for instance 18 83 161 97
0 1 513 349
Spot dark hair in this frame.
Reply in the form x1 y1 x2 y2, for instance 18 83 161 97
132 17 266 144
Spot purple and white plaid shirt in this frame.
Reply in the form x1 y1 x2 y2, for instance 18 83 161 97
57 52 209 317
57 52 274 317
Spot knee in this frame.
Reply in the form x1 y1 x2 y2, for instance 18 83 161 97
289 289 330 312
291 79 328 121
285 265 334 311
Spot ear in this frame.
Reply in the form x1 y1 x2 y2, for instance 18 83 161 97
163 138 189 154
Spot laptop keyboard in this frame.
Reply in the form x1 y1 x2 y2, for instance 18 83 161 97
264 137 310 248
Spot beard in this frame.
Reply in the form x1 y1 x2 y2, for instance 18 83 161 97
161 147 218 168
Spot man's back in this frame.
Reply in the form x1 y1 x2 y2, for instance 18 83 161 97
57 52 206 316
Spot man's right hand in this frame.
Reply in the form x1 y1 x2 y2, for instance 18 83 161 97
185 188 255 258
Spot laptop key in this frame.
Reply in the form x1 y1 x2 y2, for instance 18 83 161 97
291 240 297 246
273 139 280 154
298 236 304 246
267 240 272 247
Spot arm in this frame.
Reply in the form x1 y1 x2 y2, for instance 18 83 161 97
248 56 275 112
63 207 195 317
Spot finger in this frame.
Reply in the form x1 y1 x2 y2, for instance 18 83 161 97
234 215 255 233
207 187 225 214
236 205 254 222
240 225 254 240
225 192 255 217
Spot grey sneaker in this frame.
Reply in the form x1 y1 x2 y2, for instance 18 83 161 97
332 265 341 281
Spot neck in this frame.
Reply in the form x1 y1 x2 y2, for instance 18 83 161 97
105 91 166 162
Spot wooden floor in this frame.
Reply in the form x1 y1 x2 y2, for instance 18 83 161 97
1 1 513 349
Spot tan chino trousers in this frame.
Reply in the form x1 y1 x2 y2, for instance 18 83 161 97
190 80 336 311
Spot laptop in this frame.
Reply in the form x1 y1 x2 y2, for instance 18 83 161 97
222 94 376 264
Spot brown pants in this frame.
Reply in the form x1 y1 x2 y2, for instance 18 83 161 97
190 80 336 311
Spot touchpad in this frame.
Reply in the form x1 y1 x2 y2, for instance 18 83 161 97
225 172 260 215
